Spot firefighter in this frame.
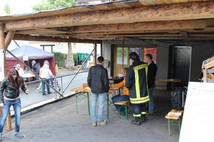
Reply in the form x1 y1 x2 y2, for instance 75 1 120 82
125 52 150 126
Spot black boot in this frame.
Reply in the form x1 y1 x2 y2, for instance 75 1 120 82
131 117 142 126
141 115 146 123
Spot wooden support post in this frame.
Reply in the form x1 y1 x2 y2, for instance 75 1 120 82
93 44 97 65
0 24 13 131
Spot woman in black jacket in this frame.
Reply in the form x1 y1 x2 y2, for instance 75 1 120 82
0 69 30 140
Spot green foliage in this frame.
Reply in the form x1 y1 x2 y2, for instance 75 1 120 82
54 52 67 68
4 4 10 14
33 0 77 11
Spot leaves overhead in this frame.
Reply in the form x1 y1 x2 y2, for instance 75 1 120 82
33 0 77 11
4 4 10 14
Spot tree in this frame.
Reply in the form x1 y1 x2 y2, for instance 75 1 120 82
33 0 77 11
4 4 10 14
33 0 77 69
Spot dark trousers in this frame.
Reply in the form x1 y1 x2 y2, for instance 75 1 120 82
132 103 147 117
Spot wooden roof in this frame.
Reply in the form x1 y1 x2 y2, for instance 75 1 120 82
0 0 214 43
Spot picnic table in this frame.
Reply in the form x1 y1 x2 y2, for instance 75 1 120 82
22 73 36 78
71 86 119 119
156 79 182 90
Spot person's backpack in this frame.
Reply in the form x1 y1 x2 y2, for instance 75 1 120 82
171 87 187 110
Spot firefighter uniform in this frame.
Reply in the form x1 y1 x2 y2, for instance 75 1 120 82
125 59 150 119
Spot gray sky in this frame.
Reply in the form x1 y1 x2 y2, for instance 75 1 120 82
0 0 43 49
0 0 43 15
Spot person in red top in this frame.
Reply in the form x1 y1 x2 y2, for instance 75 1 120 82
110 68 129 112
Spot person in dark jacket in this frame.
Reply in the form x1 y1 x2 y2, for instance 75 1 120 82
0 69 30 140
145 54 157 114
32 60 41 80
87 56 109 126
125 52 150 126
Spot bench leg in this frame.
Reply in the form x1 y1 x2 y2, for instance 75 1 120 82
179 118 181 133
125 104 128 120
168 119 171 136
118 105 128 120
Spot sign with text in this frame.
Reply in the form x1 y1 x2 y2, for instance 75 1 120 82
179 82 214 142
117 47 128 65
0 49 4 82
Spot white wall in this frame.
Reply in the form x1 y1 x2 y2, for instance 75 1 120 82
102 41 112 77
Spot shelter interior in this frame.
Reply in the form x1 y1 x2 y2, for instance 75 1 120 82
1 0 214 85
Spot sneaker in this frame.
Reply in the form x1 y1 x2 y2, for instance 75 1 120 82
48 92 52 94
92 122 97 126
15 132 25 138
97 120 107 126
131 118 142 126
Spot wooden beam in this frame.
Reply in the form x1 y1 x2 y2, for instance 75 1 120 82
0 24 12 131
93 44 97 65
73 20 209 33
13 35 101 44
180 31 189 38
5 31 15 48
0 24 4 51
5 1 214 31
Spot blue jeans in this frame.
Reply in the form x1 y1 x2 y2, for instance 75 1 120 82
0 99 21 133
148 86 155 113
90 93 106 123
112 94 129 111
42 79 50 95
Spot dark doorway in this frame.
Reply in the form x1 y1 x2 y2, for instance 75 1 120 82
169 46 192 86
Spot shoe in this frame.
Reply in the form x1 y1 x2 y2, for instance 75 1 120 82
15 132 25 138
131 118 142 126
141 115 146 122
42 93 46 95
92 122 97 126
97 120 107 126
48 92 52 94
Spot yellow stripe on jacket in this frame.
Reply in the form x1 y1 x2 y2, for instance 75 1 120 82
111 79 129 96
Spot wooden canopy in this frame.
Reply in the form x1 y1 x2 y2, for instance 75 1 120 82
1 0 214 43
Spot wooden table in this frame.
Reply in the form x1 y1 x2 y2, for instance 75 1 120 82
156 79 182 91
71 87 119 119
70 87 91 116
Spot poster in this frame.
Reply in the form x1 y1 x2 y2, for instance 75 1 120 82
117 47 128 65
0 49 4 82
144 48 157 63
179 82 214 142
130 48 142 60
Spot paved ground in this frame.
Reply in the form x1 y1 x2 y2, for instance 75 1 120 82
20 69 88 108
2 90 179 142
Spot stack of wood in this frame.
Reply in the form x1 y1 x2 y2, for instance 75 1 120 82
202 59 214 82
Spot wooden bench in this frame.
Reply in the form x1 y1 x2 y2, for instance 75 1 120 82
115 100 129 120
165 109 184 137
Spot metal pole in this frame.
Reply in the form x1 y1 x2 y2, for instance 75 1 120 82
6 49 64 98
62 47 95 94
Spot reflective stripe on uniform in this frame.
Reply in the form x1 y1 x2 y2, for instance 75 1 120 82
141 111 147 115
133 114 141 117
134 69 140 99
130 95 150 104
